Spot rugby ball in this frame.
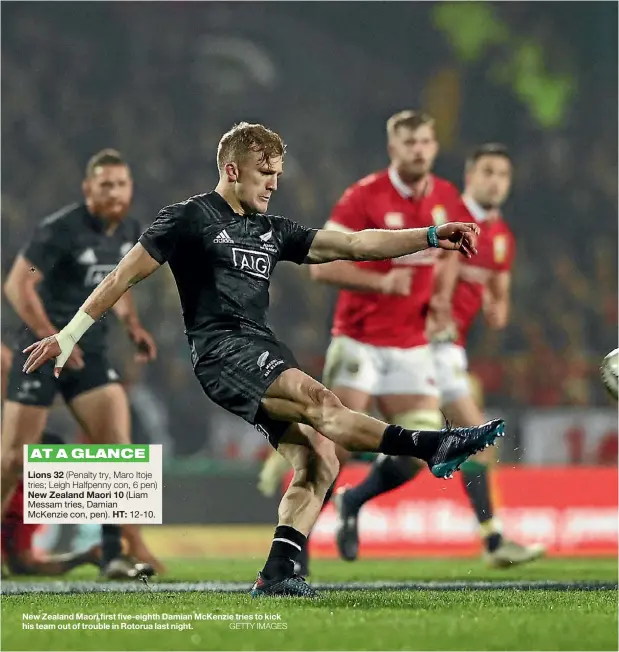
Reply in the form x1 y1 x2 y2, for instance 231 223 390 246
600 349 618 400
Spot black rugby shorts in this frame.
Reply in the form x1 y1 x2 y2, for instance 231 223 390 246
6 349 122 408
193 336 298 449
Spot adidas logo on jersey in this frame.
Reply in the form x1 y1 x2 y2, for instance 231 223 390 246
214 230 234 244
77 248 97 265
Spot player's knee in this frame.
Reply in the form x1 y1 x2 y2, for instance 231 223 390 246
391 409 444 432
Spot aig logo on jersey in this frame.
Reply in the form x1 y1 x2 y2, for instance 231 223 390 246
77 248 116 286
232 247 271 280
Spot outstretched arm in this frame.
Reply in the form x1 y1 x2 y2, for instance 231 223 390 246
306 223 479 264
22 243 161 375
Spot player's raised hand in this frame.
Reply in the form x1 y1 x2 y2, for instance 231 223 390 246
22 333 78 377
379 268 413 296
435 223 480 258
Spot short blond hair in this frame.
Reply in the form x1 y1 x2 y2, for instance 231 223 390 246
386 110 435 138
217 122 286 171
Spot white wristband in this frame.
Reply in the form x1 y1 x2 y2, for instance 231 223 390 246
54 310 95 368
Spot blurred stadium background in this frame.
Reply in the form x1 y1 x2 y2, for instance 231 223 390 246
1 2 617 563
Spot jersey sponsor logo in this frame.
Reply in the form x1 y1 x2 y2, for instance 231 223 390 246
214 229 234 244
493 235 507 263
232 247 271 280
76 249 115 286
85 264 116 286
120 242 133 257
431 205 447 226
384 212 404 228
77 248 97 265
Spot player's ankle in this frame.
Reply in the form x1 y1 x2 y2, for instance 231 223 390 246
262 525 306 580
378 424 438 461
262 557 294 580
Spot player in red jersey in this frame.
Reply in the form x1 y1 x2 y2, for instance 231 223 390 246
258 111 465 573
336 143 545 567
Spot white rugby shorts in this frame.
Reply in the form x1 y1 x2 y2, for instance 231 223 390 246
322 335 439 397
432 342 472 404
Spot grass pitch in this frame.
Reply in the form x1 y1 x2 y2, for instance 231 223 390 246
2 557 617 651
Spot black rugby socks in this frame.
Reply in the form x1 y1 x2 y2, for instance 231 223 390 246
378 424 441 461
460 460 503 552
344 455 419 514
262 525 307 580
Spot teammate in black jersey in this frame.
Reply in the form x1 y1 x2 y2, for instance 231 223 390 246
23 123 505 597
2 150 160 579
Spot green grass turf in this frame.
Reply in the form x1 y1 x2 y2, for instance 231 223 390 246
5 556 617 583
2 558 617 651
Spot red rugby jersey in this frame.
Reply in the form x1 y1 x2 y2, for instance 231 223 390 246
328 168 463 348
451 197 515 346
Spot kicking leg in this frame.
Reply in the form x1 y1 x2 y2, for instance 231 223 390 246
261 369 504 478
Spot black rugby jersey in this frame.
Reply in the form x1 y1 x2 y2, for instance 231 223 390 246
138 191 317 359
19 203 142 352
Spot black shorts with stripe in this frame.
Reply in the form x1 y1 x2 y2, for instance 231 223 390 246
193 335 298 449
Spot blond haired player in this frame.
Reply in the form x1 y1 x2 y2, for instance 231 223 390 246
22 122 505 597
260 110 468 573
